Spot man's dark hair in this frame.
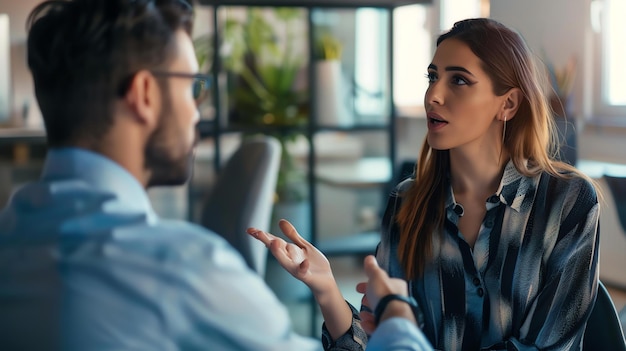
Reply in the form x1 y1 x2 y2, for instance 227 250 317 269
26 0 193 147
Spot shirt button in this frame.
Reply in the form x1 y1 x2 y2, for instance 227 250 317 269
473 277 481 286
488 195 499 203
485 219 494 228
477 288 484 297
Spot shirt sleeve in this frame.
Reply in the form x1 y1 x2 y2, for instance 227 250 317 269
168 234 323 351
502 182 600 350
367 318 433 351
321 302 368 351
321 302 434 351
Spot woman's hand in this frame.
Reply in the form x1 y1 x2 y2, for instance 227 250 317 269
247 219 336 296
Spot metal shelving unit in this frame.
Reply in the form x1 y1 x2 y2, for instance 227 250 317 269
195 0 430 336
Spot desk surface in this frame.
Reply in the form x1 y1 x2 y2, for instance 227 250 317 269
0 127 46 145
314 158 626 189
577 159 626 179
315 157 391 188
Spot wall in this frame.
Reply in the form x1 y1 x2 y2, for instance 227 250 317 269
489 0 626 166
490 0 591 122
0 0 40 43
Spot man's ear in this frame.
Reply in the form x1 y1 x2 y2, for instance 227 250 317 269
123 70 161 131
501 87 523 121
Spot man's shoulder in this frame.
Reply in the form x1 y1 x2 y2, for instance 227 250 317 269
112 219 241 266
148 219 232 253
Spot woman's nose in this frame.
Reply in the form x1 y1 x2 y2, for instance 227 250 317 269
425 81 444 107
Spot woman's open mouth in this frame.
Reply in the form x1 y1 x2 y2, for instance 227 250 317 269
427 112 448 129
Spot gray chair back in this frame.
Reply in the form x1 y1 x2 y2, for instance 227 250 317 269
200 136 281 276
583 281 626 350
604 175 626 234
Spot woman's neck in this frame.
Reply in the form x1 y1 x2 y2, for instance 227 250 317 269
449 148 508 199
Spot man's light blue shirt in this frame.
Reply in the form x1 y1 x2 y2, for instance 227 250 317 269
0 148 431 351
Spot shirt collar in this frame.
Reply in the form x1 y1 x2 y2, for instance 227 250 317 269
445 159 536 213
497 159 538 212
41 148 157 220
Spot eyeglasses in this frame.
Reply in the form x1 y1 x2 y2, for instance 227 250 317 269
151 71 212 104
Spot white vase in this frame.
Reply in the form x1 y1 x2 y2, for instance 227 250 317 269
314 60 352 127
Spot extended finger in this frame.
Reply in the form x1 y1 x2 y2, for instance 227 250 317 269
246 227 278 247
278 219 310 247
363 255 384 279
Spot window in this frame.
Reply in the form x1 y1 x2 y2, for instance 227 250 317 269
393 4 431 116
603 0 626 106
440 0 481 31
392 0 484 117
354 8 389 120
0 14 9 122
592 0 626 119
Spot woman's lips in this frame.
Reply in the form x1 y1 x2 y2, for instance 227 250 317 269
427 112 448 130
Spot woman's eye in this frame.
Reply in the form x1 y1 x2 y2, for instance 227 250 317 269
425 72 437 83
451 75 469 85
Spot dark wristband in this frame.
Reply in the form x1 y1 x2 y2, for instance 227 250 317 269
374 294 418 325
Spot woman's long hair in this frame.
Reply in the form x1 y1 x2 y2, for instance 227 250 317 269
396 18 581 278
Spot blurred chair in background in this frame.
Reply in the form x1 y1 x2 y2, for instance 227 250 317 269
604 175 626 235
200 136 281 276
597 175 626 290
602 174 626 331
582 281 626 350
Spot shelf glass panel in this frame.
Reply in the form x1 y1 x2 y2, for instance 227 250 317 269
312 7 390 127
217 6 310 135
199 0 431 8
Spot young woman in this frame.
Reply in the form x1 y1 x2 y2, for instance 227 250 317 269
248 18 599 350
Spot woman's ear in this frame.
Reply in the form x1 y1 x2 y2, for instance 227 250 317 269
123 70 161 131
501 87 523 121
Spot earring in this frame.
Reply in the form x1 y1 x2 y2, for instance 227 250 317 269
498 115 507 166
502 115 507 144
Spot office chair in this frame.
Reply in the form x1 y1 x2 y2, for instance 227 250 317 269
200 136 281 276
582 281 626 350
604 175 626 235
553 115 578 166
597 175 626 290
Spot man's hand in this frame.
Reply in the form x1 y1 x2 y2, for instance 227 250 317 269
357 255 417 329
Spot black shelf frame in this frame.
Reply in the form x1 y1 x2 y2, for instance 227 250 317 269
195 0 430 336
199 0 430 9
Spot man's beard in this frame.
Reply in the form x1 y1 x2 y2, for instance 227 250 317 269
144 97 197 188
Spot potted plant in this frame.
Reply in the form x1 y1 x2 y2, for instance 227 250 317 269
220 7 309 205
545 55 577 118
217 8 315 299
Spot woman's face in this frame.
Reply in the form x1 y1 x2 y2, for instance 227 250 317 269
424 38 506 152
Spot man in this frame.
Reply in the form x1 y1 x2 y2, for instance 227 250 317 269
0 0 431 350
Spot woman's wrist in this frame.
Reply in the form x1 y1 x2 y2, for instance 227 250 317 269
315 282 353 341
310 275 340 306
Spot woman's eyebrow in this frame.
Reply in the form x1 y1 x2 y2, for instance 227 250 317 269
445 66 475 77
428 63 475 77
